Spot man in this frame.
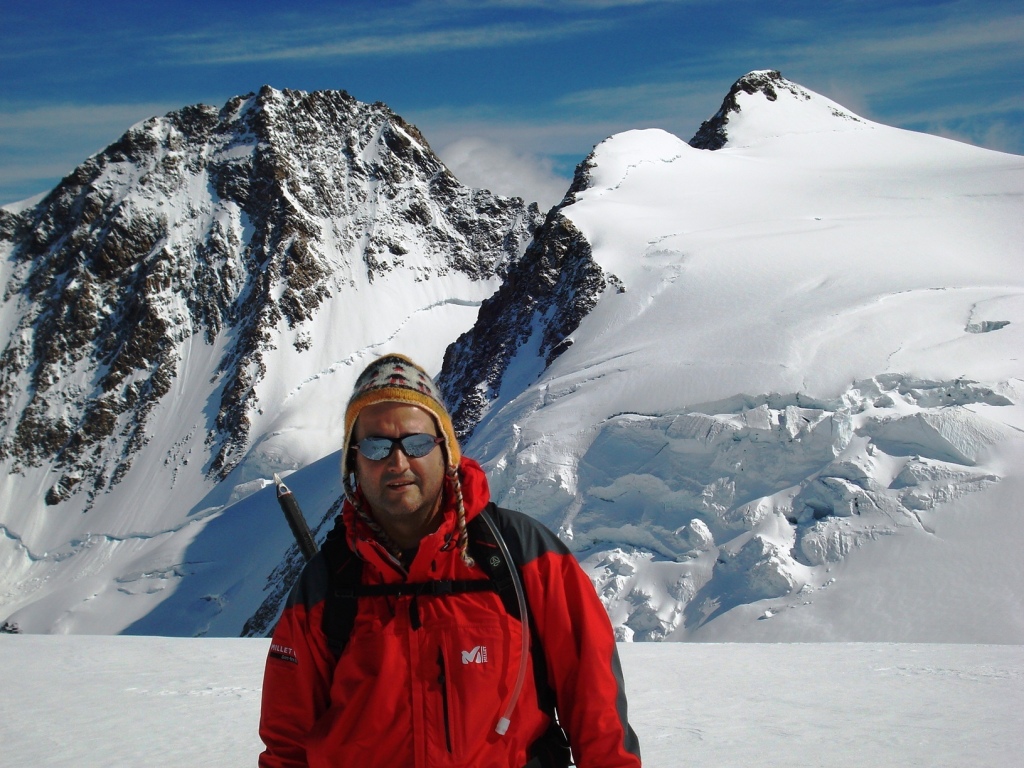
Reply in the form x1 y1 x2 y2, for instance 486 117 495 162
259 354 642 768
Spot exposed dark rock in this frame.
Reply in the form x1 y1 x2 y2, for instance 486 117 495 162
0 208 28 243
690 70 802 150
439 207 606 439
0 86 540 499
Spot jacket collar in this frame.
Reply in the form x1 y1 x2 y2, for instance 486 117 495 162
342 457 492 570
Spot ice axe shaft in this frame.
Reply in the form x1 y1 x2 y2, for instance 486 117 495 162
274 473 319 562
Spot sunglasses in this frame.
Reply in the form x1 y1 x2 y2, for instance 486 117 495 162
353 433 444 461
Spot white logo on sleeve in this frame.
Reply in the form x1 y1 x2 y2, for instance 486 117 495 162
461 646 488 664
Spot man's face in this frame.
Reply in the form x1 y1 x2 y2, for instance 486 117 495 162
352 401 446 546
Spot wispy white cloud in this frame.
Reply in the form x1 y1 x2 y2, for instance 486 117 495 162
850 12 1024 57
932 118 1024 155
752 8 1024 102
437 136 570 210
152 0 711 66
0 101 181 204
0 102 175 140
1 1 620 70
161 15 608 65
412 108 624 161
434 0 704 8
890 93 1024 126
554 79 724 123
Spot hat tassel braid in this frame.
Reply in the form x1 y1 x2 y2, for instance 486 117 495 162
448 465 474 568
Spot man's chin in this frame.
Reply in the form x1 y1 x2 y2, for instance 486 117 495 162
377 490 426 517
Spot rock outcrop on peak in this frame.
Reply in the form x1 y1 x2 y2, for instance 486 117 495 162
439 208 608 440
689 69 865 150
689 70 792 150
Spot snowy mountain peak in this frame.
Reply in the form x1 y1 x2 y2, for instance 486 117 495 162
690 69 868 150
0 84 536 496
3 73 1022 643
0 86 540 633
440 74 1024 642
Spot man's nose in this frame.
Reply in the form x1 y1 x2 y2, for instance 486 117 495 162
385 444 411 469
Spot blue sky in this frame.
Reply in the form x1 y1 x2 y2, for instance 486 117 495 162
2 0 1022 209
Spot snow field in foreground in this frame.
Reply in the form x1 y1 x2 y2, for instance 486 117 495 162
0 636 1020 767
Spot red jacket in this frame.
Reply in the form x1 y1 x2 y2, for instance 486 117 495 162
259 458 641 768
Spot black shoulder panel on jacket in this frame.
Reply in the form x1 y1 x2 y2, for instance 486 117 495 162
485 505 571 567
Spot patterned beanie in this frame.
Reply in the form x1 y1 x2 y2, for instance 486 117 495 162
341 354 472 564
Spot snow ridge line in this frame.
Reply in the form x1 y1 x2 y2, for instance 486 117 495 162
282 297 487 402
0 506 224 564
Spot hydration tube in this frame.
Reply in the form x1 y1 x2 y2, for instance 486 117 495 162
479 511 530 736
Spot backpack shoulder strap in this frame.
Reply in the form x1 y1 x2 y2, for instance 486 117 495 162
318 512 502 658
320 516 361 659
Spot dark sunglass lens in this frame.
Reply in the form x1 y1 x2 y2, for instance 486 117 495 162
401 434 440 458
357 437 394 461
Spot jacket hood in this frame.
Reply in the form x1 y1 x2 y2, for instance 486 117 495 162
455 456 491 521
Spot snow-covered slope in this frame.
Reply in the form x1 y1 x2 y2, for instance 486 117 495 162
2 71 1021 642
443 70 1024 641
0 86 540 634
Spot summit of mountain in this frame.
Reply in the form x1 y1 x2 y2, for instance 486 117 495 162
438 71 1024 642
689 69 868 150
0 85 540 633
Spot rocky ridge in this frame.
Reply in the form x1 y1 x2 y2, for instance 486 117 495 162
439 207 610 438
0 86 539 509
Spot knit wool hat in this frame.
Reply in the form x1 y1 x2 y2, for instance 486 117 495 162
342 353 460 478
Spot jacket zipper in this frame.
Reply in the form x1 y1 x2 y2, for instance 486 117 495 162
436 649 453 754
